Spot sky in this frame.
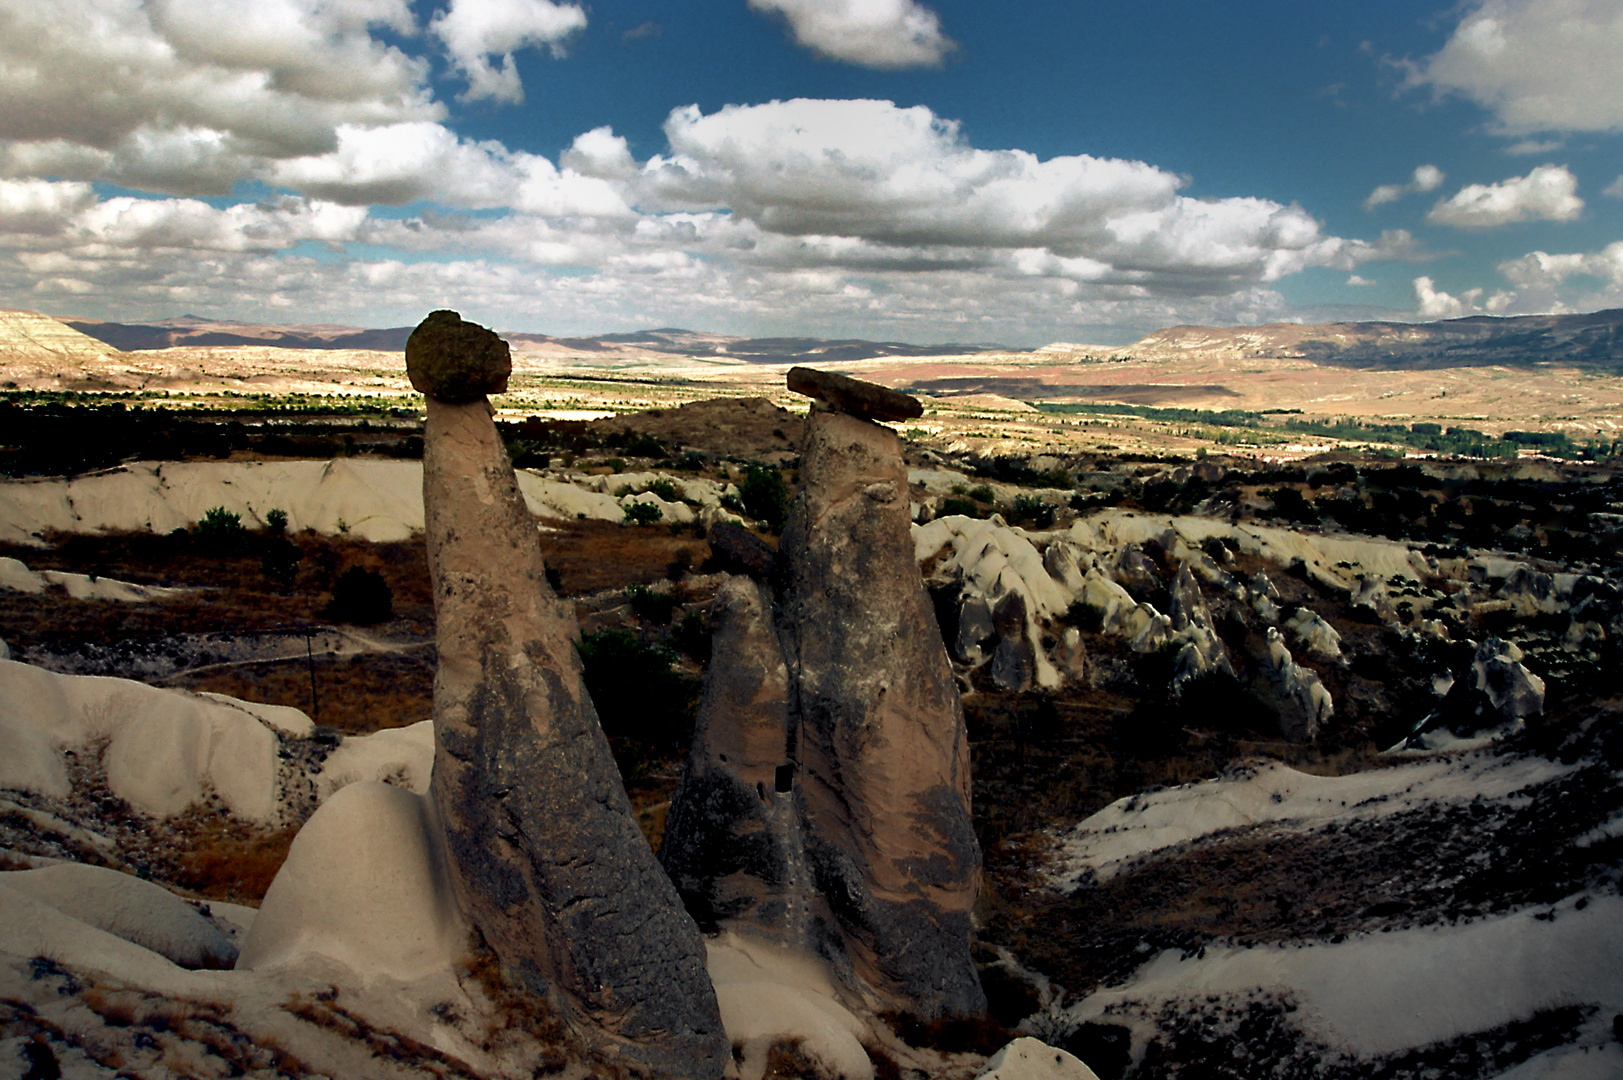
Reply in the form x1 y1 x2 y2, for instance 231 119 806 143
1 0 1621 346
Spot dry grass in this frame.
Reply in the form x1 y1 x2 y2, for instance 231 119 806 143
174 650 435 734
165 809 300 904
539 518 710 596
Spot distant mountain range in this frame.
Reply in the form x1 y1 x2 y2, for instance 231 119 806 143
63 316 1002 364
58 307 1623 371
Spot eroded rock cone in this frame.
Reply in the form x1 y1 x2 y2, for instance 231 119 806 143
661 578 802 930
415 314 726 1078
777 399 985 1019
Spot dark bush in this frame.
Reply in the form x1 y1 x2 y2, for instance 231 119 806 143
626 583 678 625
577 631 698 752
937 496 985 519
1009 494 1055 529
739 463 791 533
326 566 393 624
195 506 249 554
622 501 663 525
265 507 289 536
260 537 302 589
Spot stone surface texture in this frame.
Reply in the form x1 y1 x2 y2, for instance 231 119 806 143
776 405 984 1019
787 365 924 422
422 390 726 1078
407 310 511 402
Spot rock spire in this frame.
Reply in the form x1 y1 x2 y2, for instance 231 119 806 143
664 369 985 1021
412 310 727 1078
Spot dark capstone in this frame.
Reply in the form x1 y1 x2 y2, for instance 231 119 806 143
706 521 777 578
786 366 923 422
406 310 512 402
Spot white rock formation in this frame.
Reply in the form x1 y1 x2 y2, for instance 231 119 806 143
977 1037 1101 1080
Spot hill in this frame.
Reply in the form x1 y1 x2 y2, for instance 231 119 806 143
1117 308 1623 371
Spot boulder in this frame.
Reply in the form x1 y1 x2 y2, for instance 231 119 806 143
417 311 726 1078
1166 563 1212 632
405 309 511 402
989 591 1037 692
1396 637 1544 750
776 400 985 1020
977 1037 1101 1080
787 366 923 422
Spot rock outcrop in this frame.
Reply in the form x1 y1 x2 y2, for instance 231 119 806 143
414 311 727 1078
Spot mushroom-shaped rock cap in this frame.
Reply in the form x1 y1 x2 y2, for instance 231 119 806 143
406 310 511 402
787 366 923 422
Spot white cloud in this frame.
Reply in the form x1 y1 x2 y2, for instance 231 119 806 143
1413 0 1623 135
1363 164 1446 209
639 99 1383 294
1604 175 1623 199
1426 164 1582 227
0 180 98 237
1497 241 1623 310
428 0 586 104
747 0 955 69
0 0 440 195
1347 274 1375 286
1413 275 1485 319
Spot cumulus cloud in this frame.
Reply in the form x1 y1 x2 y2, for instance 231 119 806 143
0 92 1400 343
1426 164 1582 227
0 0 440 195
1364 164 1445 209
638 98 1385 295
1414 275 1490 318
1497 241 1623 310
1412 0 1623 135
1605 175 1623 199
428 0 586 104
747 0 955 69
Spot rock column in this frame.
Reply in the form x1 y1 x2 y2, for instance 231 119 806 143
410 310 727 1079
777 368 985 1020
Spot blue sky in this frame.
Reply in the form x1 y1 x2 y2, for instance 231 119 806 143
1 0 1620 345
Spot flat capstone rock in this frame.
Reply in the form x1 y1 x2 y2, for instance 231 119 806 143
406 310 512 403
787 366 923 422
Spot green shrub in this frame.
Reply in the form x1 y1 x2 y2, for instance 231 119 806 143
626 583 678 625
967 484 995 504
577 631 698 753
260 537 302 589
195 506 248 554
326 567 393 624
646 478 682 503
739 463 790 533
937 496 985 519
1009 494 1055 529
623 501 663 526
265 508 289 536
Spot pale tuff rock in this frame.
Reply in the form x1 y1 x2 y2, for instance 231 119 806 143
1284 608 1343 660
1400 636 1546 751
416 313 726 1078
783 394 983 1018
989 590 1038 693
0 863 238 970
1262 628 1333 742
976 1037 1102 1080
